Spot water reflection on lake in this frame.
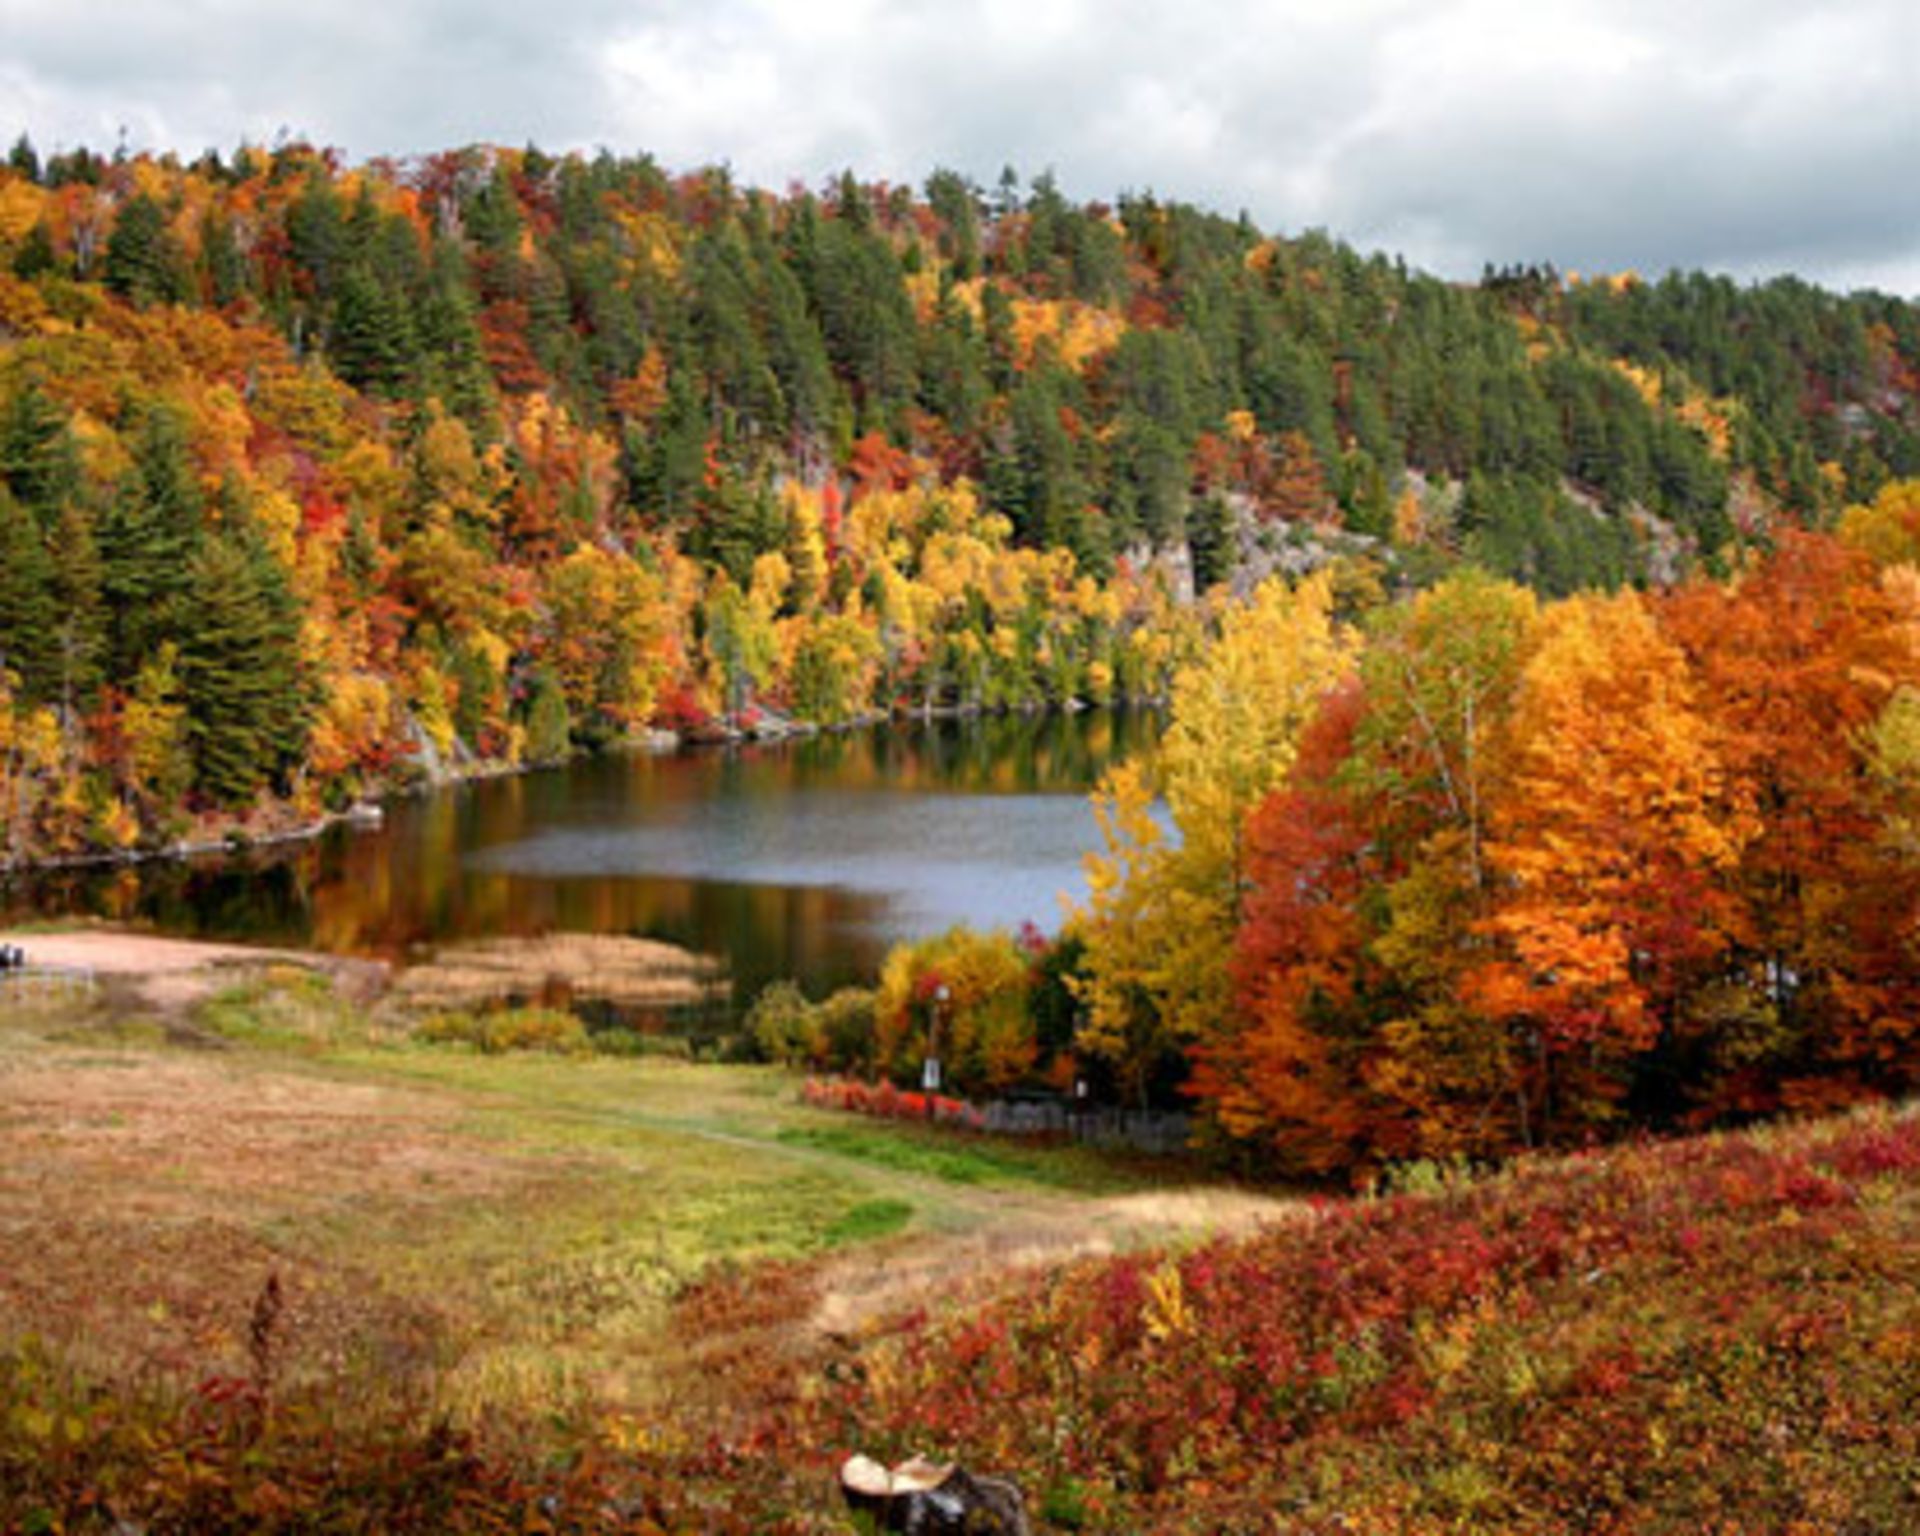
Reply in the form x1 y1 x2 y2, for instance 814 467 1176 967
6 709 1162 1000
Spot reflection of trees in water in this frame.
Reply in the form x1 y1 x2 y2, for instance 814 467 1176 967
6 847 320 948
783 707 1161 796
2 709 1155 993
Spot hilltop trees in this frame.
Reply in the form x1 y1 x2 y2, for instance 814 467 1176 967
0 134 1912 888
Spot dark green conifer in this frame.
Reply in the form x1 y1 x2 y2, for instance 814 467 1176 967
47 503 106 713
525 667 572 764
176 530 309 805
104 193 187 306
98 409 205 672
10 220 58 280
0 490 57 700
0 381 81 522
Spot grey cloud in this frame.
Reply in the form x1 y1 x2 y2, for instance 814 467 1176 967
0 0 1913 293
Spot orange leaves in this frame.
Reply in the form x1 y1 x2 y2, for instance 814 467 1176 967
1477 591 1751 1056
606 346 668 424
477 300 545 395
1207 519 1920 1169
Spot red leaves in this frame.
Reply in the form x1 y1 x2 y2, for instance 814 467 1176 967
1211 542 1920 1173
822 1105 1920 1527
800 1076 985 1130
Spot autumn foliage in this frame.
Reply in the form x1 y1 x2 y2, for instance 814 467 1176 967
828 1103 1920 1531
1143 489 1920 1173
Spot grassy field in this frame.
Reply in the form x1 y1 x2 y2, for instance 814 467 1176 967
0 970 1283 1531
9 969 1916 1533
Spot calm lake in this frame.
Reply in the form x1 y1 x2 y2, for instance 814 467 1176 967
7 709 1162 1004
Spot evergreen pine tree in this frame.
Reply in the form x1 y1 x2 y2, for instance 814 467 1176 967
176 531 309 805
103 193 186 306
196 211 249 307
8 134 40 183
98 409 205 672
10 220 58 280
0 381 81 522
1189 493 1237 593
417 244 497 432
48 503 105 714
0 491 57 701
525 667 572 763
330 263 417 396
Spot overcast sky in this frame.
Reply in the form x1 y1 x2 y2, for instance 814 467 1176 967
2 0 1915 294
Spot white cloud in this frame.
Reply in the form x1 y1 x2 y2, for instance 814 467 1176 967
0 0 1913 292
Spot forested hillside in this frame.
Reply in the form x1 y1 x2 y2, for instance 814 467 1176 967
0 137 1915 861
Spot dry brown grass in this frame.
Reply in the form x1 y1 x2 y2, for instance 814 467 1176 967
387 933 725 1012
0 1033 538 1397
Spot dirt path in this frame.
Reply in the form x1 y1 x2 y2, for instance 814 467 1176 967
806 1184 1299 1342
0 927 388 1013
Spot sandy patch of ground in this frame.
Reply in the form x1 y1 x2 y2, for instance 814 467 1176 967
0 927 388 1014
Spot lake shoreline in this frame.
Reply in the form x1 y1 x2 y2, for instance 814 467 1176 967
2 704 1163 999
0 696 1166 880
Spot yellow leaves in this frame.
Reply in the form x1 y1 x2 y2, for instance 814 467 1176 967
1478 590 1754 1054
0 270 59 335
1617 356 1733 460
123 644 187 799
1611 360 1663 408
1837 479 1920 570
254 356 355 454
612 206 682 279
1224 408 1258 444
546 543 671 729
609 345 669 424
1864 684 1920 854
873 925 1034 1086
1142 1258 1191 1343
0 173 46 244
1007 296 1126 372
15 703 64 776
94 797 141 850
920 530 998 607
416 403 485 505
401 522 510 636
781 483 829 611
1159 572 1356 881
903 269 942 324
410 662 457 759
748 551 791 620
1674 393 1734 459
1074 576 1355 1087
251 489 301 572
308 672 394 779
847 487 920 571
1391 487 1428 548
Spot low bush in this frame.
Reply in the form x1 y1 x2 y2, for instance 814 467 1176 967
414 1006 590 1056
743 982 877 1072
801 1075 984 1130
825 1104 1920 1531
